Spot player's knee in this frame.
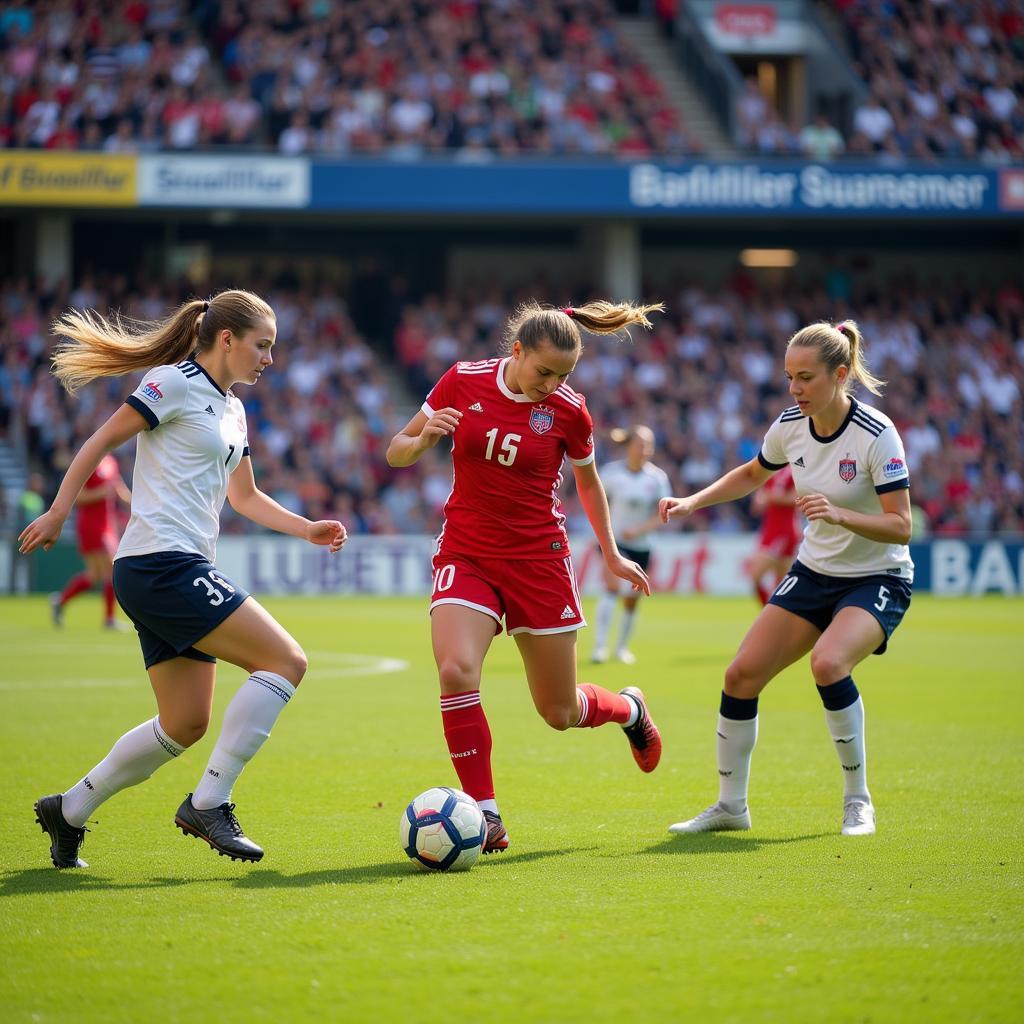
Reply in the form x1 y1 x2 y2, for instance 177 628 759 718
724 658 762 699
279 645 308 686
163 715 209 748
437 658 480 694
809 647 847 686
538 703 576 731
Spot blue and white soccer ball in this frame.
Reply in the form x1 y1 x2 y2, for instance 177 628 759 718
399 786 486 871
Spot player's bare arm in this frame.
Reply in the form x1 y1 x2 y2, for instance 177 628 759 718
19 404 148 553
575 460 651 595
796 487 912 545
227 455 347 552
386 407 463 467
660 458 775 522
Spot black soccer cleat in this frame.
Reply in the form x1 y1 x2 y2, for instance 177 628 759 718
34 794 88 869
481 809 510 854
174 794 264 863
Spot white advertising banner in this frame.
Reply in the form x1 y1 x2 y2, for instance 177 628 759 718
215 534 759 596
138 155 310 207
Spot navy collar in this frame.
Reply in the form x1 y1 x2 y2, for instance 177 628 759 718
186 358 227 396
809 397 856 443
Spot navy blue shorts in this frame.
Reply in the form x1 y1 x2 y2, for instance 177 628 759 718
617 543 652 572
112 552 250 669
768 560 911 655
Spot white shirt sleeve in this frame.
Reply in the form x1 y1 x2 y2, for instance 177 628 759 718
757 417 789 470
869 426 911 494
125 364 189 429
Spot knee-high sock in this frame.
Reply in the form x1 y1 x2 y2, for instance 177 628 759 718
192 671 295 809
717 692 758 812
575 683 638 727
61 717 184 827
616 609 637 653
818 676 869 801
593 591 617 650
59 572 92 605
440 690 495 803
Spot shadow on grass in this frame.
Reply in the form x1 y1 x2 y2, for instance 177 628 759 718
640 832 830 856
0 868 198 896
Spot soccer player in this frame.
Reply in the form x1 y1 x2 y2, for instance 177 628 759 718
49 452 131 629
20 290 346 869
661 321 912 838
386 301 665 853
590 425 671 664
746 462 800 605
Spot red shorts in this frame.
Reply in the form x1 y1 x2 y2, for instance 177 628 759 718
758 528 800 558
77 527 118 556
430 551 586 635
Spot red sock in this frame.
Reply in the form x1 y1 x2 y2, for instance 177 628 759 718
59 573 92 605
575 683 633 728
440 691 494 801
103 579 116 619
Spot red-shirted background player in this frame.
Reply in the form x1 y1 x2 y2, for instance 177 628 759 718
50 452 131 628
748 462 801 604
387 299 665 853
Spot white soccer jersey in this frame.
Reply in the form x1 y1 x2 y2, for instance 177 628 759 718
601 459 672 552
116 360 249 563
758 398 913 581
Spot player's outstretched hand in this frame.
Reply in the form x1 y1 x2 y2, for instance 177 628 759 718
418 407 462 451
307 519 347 552
795 493 842 526
607 553 651 596
659 495 696 522
18 509 65 554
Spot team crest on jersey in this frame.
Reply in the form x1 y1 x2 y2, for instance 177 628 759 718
141 381 163 402
883 457 905 479
529 405 555 435
838 456 857 483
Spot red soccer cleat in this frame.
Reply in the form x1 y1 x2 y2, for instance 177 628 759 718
620 686 662 773
481 809 510 853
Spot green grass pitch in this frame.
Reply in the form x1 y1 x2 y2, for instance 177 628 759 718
1 593 1021 1023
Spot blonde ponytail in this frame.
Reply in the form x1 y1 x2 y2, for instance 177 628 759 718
787 319 884 396
503 299 663 354
51 289 274 395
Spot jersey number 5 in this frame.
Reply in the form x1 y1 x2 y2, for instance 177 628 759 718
483 429 520 466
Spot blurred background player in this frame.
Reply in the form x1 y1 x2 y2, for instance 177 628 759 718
20 290 346 869
747 463 800 606
590 425 671 664
49 452 131 629
661 321 913 839
387 301 664 853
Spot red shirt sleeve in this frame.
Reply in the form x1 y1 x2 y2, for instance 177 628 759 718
565 395 595 464
422 364 459 415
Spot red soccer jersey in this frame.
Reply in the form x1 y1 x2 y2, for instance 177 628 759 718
760 464 799 538
76 454 118 536
423 358 595 560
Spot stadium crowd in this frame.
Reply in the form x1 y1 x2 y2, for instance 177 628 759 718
2 269 1022 540
0 0 698 157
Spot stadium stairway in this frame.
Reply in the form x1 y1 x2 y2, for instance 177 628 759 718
615 15 737 158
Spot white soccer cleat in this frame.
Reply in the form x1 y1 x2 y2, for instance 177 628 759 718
590 647 609 664
841 799 875 836
668 802 751 834
615 648 637 665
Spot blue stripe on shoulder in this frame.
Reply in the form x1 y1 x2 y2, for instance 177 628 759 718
875 478 910 494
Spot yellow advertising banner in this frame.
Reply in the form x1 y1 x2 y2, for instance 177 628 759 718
0 151 137 206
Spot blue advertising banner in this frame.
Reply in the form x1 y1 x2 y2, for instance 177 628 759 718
310 159 1024 217
910 539 1024 596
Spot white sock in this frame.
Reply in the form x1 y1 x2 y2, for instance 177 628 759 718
593 591 616 649
62 717 184 827
616 609 637 653
622 693 640 728
717 713 758 813
192 671 296 810
825 696 870 801
477 799 499 815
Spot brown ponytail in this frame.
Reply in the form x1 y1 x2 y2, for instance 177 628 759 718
502 299 663 354
51 289 274 394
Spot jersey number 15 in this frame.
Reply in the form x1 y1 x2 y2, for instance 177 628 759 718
483 429 520 467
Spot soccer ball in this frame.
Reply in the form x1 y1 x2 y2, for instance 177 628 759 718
399 787 486 871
